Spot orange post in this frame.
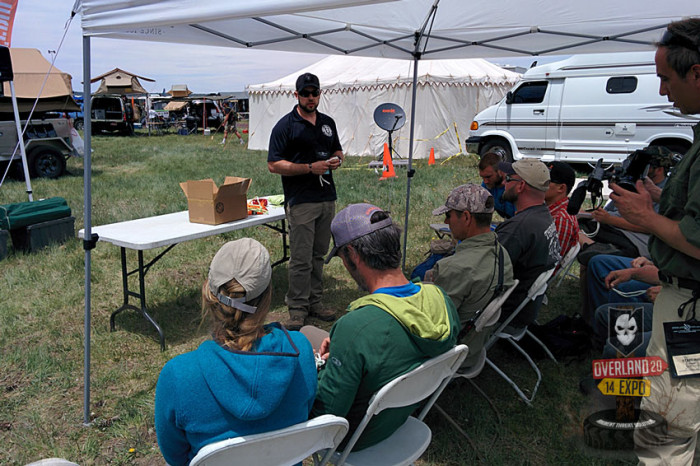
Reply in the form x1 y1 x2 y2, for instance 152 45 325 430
381 143 396 179
429 147 435 165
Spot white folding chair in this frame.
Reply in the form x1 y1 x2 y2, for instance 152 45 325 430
433 281 519 442
189 414 349 466
484 268 556 405
330 344 469 466
552 242 581 288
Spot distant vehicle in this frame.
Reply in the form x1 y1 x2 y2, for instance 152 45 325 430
0 116 75 178
189 99 223 129
91 94 134 136
466 52 695 163
68 94 84 130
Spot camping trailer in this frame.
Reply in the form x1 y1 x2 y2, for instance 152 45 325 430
465 52 696 163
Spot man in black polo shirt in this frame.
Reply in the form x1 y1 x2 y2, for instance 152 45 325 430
268 73 344 330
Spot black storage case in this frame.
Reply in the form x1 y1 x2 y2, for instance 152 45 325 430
10 216 75 252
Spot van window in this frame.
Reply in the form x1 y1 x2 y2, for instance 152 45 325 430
606 76 637 94
511 81 548 104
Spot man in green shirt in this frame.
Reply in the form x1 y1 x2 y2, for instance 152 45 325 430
610 18 700 464
429 184 514 368
310 203 460 452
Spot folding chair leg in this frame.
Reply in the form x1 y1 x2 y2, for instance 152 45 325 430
525 329 558 364
466 378 501 424
432 404 485 462
485 342 542 406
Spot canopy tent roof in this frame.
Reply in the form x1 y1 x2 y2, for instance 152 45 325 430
78 0 697 60
0 48 79 114
248 55 520 95
91 68 154 95
167 84 192 97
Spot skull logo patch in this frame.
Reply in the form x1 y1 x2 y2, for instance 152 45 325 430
607 306 644 356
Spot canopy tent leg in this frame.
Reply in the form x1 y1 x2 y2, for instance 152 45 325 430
9 81 33 201
82 35 94 427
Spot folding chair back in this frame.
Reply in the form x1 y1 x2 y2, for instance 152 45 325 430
334 344 469 466
189 414 349 466
473 280 520 332
552 242 581 288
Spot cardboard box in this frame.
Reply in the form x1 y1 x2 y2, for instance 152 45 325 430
180 177 251 225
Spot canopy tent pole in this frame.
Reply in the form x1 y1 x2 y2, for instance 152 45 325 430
401 0 439 270
9 81 33 201
82 34 94 427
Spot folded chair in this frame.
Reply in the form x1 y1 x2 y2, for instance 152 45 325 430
552 242 581 288
484 268 556 405
189 414 349 466
329 344 469 466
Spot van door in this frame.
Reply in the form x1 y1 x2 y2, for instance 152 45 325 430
496 80 550 157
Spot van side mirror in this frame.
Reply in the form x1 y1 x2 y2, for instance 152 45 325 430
505 91 514 105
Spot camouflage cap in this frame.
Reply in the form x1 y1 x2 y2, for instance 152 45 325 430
642 145 679 169
433 183 495 216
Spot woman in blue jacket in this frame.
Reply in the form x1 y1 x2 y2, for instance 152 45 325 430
155 238 318 465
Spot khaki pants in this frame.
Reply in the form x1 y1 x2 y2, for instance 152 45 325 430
635 283 700 465
285 201 335 316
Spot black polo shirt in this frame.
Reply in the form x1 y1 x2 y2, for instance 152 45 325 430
268 105 342 207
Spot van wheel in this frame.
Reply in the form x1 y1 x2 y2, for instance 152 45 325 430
28 146 66 179
73 119 84 131
480 140 513 162
649 141 690 156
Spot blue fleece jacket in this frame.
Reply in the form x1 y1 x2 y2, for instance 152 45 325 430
155 323 317 465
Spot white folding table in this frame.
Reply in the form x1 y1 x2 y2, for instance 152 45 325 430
78 206 287 350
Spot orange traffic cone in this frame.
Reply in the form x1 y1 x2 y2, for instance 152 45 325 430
381 143 396 179
428 147 435 165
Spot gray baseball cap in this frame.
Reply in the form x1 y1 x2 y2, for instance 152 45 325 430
325 203 394 263
433 183 495 215
498 159 550 192
208 238 272 306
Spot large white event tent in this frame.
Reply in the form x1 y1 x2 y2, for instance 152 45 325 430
248 55 521 159
74 0 698 423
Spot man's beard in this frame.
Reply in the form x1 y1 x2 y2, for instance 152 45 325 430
298 99 317 114
346 256 369 292
502 185 518 203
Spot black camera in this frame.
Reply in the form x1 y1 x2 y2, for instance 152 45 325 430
567 149 654 216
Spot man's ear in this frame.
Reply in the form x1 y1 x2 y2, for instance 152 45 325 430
691 64 700 86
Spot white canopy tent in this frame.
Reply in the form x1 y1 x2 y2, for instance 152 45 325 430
74 0 699 424
247 55 520 158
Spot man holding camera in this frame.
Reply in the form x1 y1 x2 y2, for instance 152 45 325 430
268 73 344 330
611 18 700 464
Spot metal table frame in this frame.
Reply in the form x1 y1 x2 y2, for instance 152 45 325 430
79 207 287 350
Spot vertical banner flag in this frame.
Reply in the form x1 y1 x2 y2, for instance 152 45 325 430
0 0 18 47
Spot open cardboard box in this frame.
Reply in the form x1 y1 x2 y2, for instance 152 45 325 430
180 176 251 225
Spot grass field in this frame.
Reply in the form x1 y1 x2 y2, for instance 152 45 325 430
0 130 635 465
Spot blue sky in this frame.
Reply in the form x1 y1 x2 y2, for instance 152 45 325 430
12 0 546 95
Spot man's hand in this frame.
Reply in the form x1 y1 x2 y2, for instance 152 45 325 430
631 256 654 268
605 268 636 289
319 337 331 360
642 177 662 203
646 285 661 303
591 208 612 224
608 180 656 227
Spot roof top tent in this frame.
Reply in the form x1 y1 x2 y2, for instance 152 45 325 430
74 0 699 424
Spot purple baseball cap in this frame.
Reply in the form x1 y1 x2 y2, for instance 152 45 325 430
325 203 394 264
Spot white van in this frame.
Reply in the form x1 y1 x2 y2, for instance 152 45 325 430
466 52 696 163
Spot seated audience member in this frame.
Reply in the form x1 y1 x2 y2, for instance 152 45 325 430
578 146 675 264
309 203 459 452
495 159 561 328
428 184 514 367
586 254 656 323
592 259 661 358
155 238 317 466
545 161 580 259
479 151 516 219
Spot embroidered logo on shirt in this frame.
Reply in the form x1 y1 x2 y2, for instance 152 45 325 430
322 124 333 137
330 356 342 367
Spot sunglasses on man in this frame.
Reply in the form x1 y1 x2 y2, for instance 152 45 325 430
298 89 321 98
505 174 523 183
660 29 700 53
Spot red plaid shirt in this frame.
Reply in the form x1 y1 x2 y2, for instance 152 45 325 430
548 197 579 259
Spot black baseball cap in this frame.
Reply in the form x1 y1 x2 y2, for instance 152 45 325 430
547 161 576 192
296 73 320 92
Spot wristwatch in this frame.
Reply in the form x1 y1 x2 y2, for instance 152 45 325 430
308 163 313 173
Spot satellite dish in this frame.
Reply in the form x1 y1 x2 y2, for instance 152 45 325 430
373 103 406 132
